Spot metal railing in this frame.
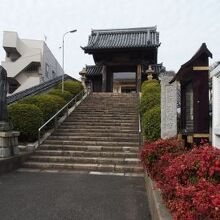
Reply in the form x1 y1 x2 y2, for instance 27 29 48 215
138 113 142 147
38 89 90 146
138 93 142 147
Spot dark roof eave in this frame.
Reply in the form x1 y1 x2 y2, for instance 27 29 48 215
170 43 212 84
181 43 212 69
82 44 160 54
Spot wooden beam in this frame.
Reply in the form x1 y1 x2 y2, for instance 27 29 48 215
193 66 209 71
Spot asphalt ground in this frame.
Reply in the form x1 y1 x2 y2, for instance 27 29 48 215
0 171 151 220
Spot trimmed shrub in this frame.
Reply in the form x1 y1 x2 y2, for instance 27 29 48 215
141 141 220 220
18 95 39 106
141 79 160 94
48 89 72 102
140 92 160 115
141 138 186 181
140 79 161 141
47 95 66 109
19 95 61 121
142 106 161 141
8 103 43 141
56 80 83 96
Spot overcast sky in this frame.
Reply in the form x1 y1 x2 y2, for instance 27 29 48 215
0 0 220 79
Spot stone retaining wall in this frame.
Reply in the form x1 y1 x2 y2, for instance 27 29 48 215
0 153 30 175
144 173 172 220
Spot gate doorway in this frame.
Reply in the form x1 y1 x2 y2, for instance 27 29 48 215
112 72 136 93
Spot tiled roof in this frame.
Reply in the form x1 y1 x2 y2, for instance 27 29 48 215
85 65 103 76
170 43 212 83
7 74 76 104
82 27 160 51
83 64 165 76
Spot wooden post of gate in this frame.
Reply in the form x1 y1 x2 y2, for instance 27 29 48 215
102 65 107 92
137 64 142 93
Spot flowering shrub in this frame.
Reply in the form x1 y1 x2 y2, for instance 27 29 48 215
141 138 186 181
141 139 220 220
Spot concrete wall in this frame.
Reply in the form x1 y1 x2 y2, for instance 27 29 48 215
1 31 64 94
210 64 220 148
41 43 63 82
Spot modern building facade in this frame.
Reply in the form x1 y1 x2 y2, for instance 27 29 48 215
210 62 220 149
80 27 165 93
1 31 64 94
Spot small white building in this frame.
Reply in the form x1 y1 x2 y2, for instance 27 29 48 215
1 31 64 94
210 62 220 148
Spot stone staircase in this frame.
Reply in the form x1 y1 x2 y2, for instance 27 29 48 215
21 93 143 176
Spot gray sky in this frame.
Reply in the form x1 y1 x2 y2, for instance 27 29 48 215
0 0 220 79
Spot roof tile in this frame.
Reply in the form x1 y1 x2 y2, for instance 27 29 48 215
83 27 160 51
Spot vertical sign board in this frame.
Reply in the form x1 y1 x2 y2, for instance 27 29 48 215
170 43 212 146
161 71 177 139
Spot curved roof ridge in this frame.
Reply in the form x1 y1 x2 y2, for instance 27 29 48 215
91 26 157 34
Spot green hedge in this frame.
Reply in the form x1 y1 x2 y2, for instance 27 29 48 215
140 92 160 115
140 79 161 141
8 80 83 142
8 104 43 141
141 79 160 94
56 80 83 96
19 94 65 121
142 106 161 141
48 89 72 102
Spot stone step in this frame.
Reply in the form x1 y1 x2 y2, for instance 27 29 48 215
77 103 137 106
21 93 141 174
28 155 141 165
34 150 139 158
43 140 139 146
53 131 139 138
58 125 138 130
69 115 138 120
77 107 137 110
22 162 143 173
74 110 137 113
65 119 137 123
73 111 137 114
75 110 137 114
62 121 138 126
39 144 139 152
47 135 139 142
55 128 139 133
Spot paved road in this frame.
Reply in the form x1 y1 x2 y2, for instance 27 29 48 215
0 171 151 220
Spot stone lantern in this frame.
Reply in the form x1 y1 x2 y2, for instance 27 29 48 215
146 65 154 80
79 67 87 90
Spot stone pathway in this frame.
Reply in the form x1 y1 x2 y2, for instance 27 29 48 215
0 171 151 220
21 93 143 175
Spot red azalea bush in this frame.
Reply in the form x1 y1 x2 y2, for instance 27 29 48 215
141 139 220 220
141 138 186 181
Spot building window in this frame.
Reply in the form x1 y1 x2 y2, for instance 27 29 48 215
52 70 56 78
45 63 49 78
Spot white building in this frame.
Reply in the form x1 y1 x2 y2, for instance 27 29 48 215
210 62 220 148
1 31 64 94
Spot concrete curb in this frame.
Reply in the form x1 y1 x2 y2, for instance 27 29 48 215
144 173 173 220
0 153 31 175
